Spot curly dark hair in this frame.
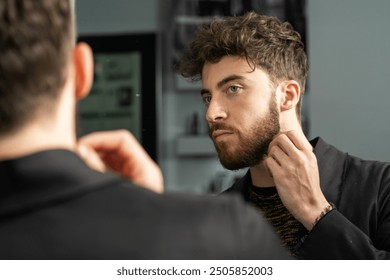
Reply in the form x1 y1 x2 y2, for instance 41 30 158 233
176 12 308 118
0 0 74 135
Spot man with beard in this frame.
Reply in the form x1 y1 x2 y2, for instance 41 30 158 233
176 12 390 259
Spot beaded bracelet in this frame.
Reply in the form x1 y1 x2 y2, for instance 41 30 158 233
311 202 336 230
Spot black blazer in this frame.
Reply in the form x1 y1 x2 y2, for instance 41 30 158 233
226 137 390 259
0 150 288 259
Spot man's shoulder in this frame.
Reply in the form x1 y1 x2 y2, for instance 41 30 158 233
103 181 261 232
344 152 390 185
313 136 390 185
315 136 389 164
89 182 289 259
89 177 245 220
110 180 250 217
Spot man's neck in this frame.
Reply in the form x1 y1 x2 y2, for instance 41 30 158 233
0 121 75 161
249 162 275 187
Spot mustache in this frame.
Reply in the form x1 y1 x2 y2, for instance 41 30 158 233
208 123 236 137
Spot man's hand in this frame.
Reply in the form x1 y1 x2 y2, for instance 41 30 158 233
77 130 164 194
264 130 330 230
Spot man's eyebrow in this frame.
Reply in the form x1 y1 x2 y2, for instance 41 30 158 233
217 75 245 88
200 75 245 96
200 88 210 96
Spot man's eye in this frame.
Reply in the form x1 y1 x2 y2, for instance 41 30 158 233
202 95 211 105
228 86 241 93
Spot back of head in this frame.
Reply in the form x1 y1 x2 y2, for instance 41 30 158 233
0 0 74 136
176 11 308 117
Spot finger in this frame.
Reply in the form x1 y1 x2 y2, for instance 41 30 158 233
262 160 273 177
79 130 153 178
79 130 152 166
79 130 140 154
270 133 298 157
77 144 106 172
285 130 312 151
268 133 288 154
264 156 281 178
80 130 164 193
268 145 290 167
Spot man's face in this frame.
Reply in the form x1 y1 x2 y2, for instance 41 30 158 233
201 56 280 170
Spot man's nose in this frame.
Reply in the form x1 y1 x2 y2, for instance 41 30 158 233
205 98 227 123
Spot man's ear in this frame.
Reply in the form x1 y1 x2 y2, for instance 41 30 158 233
278 80 301 112
73 42 93 100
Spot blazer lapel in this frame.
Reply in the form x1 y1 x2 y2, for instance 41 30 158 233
312 137 348 206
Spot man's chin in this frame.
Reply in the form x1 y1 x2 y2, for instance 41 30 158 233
217 150 264 171
220 161 245 171
213 137 269 170
218 155 252 171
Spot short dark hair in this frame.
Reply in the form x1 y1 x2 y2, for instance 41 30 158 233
0 0 74 135
176 12 308 118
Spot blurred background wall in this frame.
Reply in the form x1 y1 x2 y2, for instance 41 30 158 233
308 0 390 162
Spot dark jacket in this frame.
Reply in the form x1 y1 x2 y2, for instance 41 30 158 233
226 137 390 259
0 149 288 259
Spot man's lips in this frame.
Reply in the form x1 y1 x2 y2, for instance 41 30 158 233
211 130 234 141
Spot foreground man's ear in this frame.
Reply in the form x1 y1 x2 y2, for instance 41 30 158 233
278 80 301 112
74 42 94 100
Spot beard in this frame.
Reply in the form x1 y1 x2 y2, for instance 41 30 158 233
209 96 280 170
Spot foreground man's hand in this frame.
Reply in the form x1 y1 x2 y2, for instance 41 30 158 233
264 130 330 231
77 130 164 194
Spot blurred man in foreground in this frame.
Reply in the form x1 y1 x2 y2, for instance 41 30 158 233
0 0 288 259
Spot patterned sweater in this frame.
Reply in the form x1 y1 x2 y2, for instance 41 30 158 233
248 185 308 256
